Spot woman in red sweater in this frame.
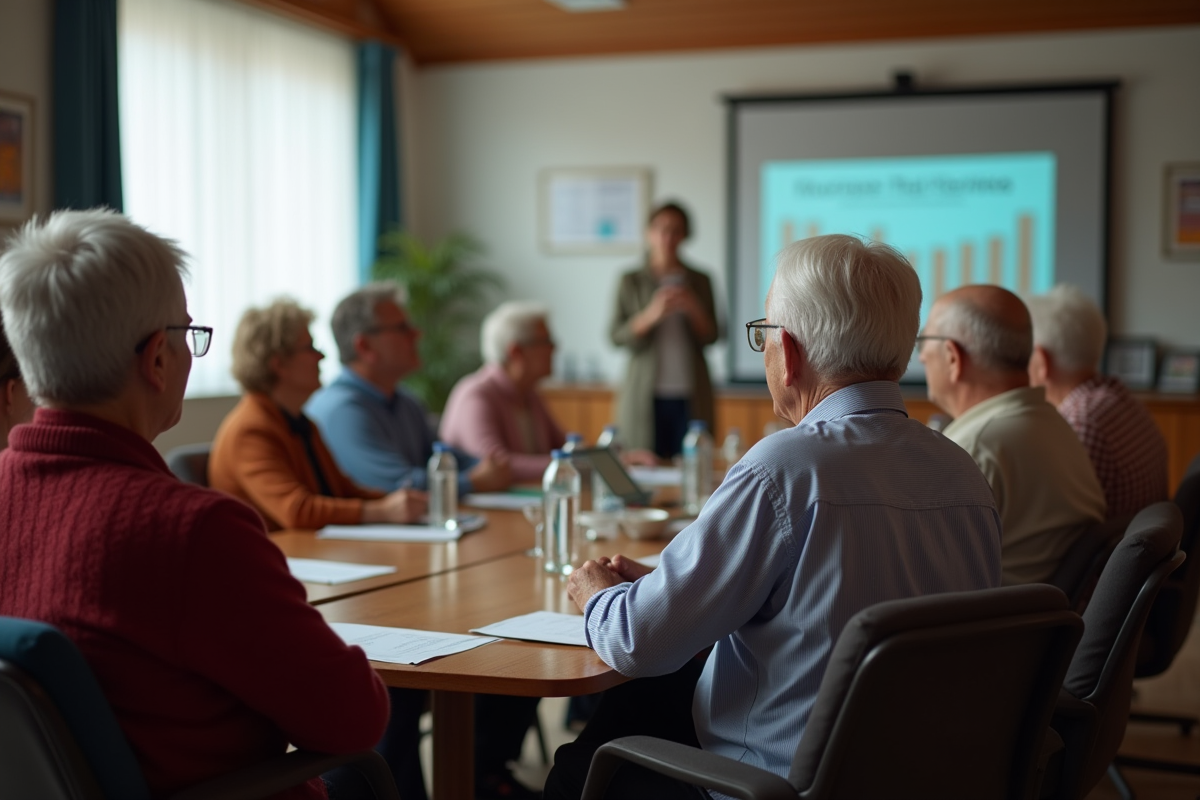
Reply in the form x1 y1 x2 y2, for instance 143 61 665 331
0 210 389 799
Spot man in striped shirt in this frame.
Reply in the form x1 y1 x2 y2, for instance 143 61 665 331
544 235 1002 800
1027 285 1168 519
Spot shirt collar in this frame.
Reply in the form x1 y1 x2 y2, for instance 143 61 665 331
335 368 399 411
800 380 910 426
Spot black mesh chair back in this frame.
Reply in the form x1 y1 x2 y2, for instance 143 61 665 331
788 584 1081 800
1048 513 1135 611
166 443 212 487
1050 502 1184 800
1135 453 1200 678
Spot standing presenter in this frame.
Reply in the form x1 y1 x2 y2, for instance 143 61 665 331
610 201 718 458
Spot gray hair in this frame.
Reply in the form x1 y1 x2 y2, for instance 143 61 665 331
1026 284 1107 373
767 234 922 383
331 281 408 364
937 292 1033 373
0 209 187 405
481 301 549 365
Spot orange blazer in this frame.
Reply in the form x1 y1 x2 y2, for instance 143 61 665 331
209 392 381 531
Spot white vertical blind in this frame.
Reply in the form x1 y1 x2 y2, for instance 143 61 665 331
119 0 358 396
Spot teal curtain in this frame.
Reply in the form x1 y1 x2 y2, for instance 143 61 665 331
54 0 123 211
357 41 401 283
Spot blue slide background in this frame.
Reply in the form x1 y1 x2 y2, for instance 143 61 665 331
761 152 1057 324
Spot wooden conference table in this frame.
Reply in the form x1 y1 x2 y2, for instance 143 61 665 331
271 508 670 800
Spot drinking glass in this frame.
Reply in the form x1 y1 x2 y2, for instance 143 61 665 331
522 503 544 557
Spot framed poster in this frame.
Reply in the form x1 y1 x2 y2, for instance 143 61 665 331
1104 337 1157 391
0 91 34 223
1157 350 1200 394
539 167 652 255
1164 162 1200 260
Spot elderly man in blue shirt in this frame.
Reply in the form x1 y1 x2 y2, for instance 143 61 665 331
544 234 1003 800
306 281 510 495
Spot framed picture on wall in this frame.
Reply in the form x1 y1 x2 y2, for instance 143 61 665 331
538 166 652 255
0 90 34 223
1104 338 1157 391
1157 350 1200 394
1164 162 1200 260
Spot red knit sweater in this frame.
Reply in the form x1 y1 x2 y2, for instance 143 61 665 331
0 410 389 799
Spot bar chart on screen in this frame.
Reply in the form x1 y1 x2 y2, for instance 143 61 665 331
761 152 1057 324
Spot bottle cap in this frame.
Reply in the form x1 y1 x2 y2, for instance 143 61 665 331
688 420 707 431
432 442 448 452
551 449 566 459
566 432 583 443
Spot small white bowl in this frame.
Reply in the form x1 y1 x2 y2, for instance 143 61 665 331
618 508 671 540
577 510 620 540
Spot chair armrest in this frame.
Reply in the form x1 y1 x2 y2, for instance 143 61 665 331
167 749 398 800
581 736 796 800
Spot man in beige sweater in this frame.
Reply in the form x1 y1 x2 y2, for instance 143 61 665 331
919 285 1106 584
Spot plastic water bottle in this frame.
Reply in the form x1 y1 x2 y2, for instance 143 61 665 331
722 427 745 466
542 450 581 575
682 420 713 516
596 425 619 451
427 442 458 529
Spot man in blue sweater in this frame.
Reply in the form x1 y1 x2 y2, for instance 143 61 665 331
307 282 510 495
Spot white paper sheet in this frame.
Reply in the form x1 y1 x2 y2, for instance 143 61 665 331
317 513 484 543
286 558 397 585
463 492 543 511
634 554 661 568
329 622 497 665
470 611 589 647
628 466 682 487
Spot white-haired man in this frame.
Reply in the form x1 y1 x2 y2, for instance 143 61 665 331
440 300 566 481
544 234 1003 800
1027 285 1167 519
306 282 510 495
0 210 387 798
920 285 1106 585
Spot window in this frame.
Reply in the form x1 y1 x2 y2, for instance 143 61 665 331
119 0 358 396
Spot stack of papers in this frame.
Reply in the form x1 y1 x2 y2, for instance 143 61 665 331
628 466 682 487
317 514 485 543
286 558 396 585
470 611 589 647
330 622 497 665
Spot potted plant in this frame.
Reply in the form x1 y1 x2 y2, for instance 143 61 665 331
371 230 505 412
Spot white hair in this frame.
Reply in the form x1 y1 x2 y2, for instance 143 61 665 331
1026 285 1107 373
481 301 549 365
767 234 922 382
0 209 188 405
937 291 1032 373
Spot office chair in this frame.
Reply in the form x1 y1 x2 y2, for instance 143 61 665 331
0 616 399 800
580 584 1083 800
1047 513 1135 612
1038 502 1185 800
1108 454 1200 795
165 442 213 487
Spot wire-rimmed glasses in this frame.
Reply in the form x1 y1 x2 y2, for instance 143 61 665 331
745 318 783 352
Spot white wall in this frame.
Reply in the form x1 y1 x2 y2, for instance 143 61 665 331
0 0 53 238
407 25 1200 386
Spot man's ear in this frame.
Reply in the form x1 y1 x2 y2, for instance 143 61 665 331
2 378 15 416
1028 345 1050 386
136 330 170 393
780 329 807 388
353 332 372 363
945 339 966 385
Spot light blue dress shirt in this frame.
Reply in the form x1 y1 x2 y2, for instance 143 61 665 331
305 370 476 495
584 381 1002 786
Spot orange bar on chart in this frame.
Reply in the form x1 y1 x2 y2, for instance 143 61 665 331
933 249 946 298
988 237 1003 285
960 242 974 287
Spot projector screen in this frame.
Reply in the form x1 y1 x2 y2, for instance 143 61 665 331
726 83 1115 383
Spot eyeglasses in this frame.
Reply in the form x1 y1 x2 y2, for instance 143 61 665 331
913 334 955 356
135 325 213 357
745 318 783 352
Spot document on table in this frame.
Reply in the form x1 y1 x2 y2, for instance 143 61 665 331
470 611 589 648
463 492 542 511
330 622 498 665
635 554 661 568
317 514 485 543
628 466 682 487
286 558 396 585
